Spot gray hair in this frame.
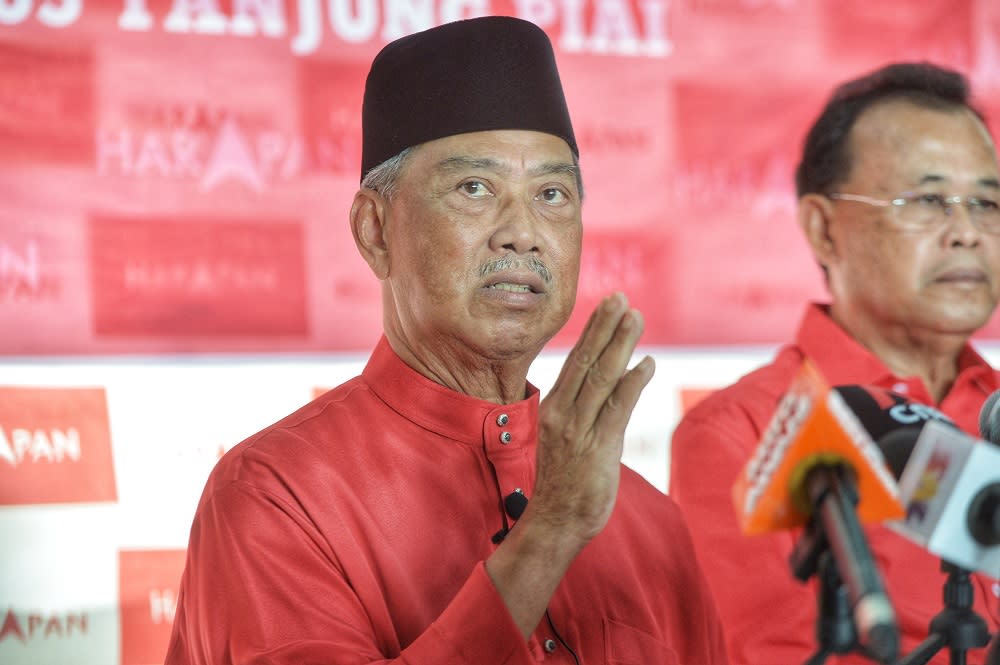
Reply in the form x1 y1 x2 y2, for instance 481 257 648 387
360 144 585 201
361 146 415 199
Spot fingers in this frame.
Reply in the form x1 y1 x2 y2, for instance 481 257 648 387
530 292 654 543
548 292 631 411
550 293 649 426
574 305 646 423
597 353 655 440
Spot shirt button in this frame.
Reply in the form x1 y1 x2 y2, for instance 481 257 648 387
500 431 512 444
544 639 557 653
497 413 509 426
892 382 908 394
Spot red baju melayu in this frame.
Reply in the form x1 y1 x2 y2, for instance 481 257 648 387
671 303 1000 665
167 336 728 665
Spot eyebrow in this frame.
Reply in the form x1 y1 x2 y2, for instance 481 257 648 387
435 155 580 181
917 173 1000 189
436 156 500 173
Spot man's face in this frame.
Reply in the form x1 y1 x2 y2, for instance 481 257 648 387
380 129 582 361
825 100 1000 337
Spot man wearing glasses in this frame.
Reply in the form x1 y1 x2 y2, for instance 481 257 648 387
671 62 1000 664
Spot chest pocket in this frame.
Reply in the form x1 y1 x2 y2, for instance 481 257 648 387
604 617 679 665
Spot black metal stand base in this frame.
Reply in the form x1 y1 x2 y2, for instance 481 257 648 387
986 630 1000 665
895 562 990 665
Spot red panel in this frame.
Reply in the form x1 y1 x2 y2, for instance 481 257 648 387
118 549 187 665
552 227 677 347
88 216 308 337
0 42 94 165
679 387 716 414
819 0 973 67
0 387 116 505
298 58 367 180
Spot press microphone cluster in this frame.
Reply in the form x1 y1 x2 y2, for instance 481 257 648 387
732 360 904 663
735 365 1000 575
735 361 1000 663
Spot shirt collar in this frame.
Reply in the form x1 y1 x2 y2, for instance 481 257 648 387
794 302 997 398
361 336 539 448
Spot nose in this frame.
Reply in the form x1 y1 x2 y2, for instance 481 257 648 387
489 197 541 255
944 197 982 247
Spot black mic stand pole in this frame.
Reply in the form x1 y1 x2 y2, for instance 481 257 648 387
895 561 990 665
988 561 1000 665
790 463 902 664
987 623 999 665
791 515 861 665
987 567 1000 665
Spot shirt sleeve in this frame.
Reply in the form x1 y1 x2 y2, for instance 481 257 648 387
165 480 534 665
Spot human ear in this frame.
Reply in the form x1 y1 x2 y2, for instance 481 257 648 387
798 193 839 269
350 189 390 280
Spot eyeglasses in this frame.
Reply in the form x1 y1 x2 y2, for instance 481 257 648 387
827 192 1000 233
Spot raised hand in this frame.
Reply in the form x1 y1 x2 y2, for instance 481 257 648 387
532 291 655 542
485 292 655 637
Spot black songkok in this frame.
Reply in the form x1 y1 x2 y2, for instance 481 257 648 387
360 16 578 182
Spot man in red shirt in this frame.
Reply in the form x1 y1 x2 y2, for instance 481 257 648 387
671 63 1000 664
166 16 727 665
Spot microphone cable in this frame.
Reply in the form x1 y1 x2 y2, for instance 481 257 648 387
492 488 580 664
545 609 581 665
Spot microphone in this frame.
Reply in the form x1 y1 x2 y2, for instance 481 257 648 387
505 489 528 520
733 364 904 534
877 414 1000 578
732 360 903 663
977 391 1000 665
491 489 528 544
979 390 1000 445
858 388 999 665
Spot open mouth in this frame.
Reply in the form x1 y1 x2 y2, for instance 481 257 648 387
487 282 536 294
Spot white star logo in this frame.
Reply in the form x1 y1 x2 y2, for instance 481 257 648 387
0 429 16 466
200 117 265 192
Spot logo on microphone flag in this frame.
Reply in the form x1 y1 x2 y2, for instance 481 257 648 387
732 359 904 534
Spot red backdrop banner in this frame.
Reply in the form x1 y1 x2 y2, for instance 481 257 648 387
5 4 1000 665
5 0 1000 355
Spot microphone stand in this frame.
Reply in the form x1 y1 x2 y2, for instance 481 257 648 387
987 568 1000 665
791 520 859 665
790 465 900 665
988 624 999 665
895 561 990 665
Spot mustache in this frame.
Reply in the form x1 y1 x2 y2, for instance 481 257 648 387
479 254 552 284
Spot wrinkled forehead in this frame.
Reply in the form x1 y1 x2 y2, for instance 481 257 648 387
847 101 1000 187
399 130 582 195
